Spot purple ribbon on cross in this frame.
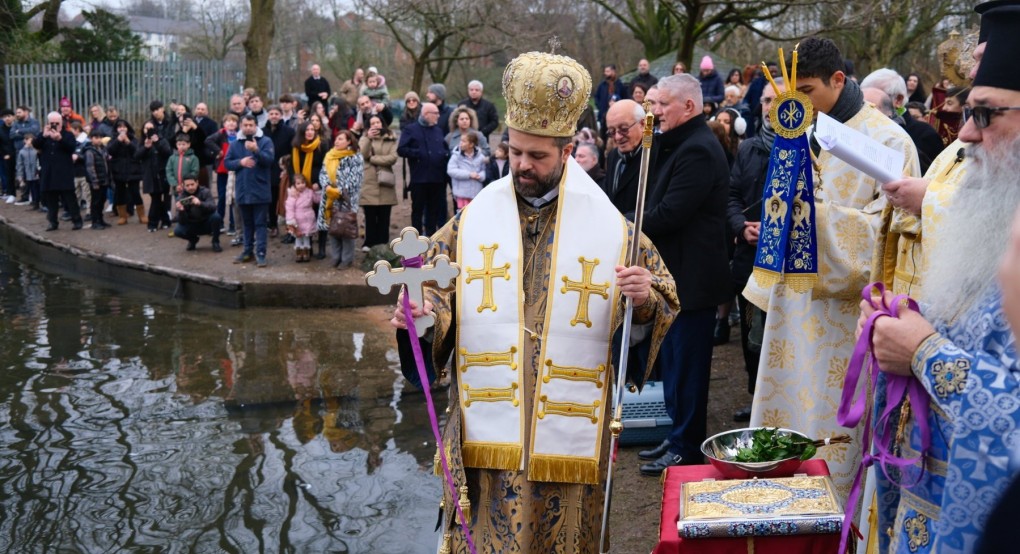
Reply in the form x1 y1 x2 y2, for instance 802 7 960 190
400 255 478 554
836 282 931 553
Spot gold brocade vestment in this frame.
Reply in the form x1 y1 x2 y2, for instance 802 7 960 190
421 195 678 554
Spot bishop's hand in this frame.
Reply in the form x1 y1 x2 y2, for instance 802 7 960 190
391 289 435 330
615 265 651 307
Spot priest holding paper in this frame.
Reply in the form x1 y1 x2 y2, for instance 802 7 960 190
743 36 920 502
391 51 679 554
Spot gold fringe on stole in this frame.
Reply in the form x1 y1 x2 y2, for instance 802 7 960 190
753 267 781 288
746 537 755 554
462 444 522 471
527 454 600 485
783 273 817 294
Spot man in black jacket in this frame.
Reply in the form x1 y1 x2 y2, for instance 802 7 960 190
34 112 83 231
726 79 783 422
397 102 449 236
304 64 331 112
262 105 295 237
458 80 499 139
174 176 222 252
638 74 732 475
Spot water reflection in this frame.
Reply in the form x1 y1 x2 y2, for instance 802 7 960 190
0 252 445 552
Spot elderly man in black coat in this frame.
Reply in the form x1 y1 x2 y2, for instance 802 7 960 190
34 112 83 231
637 74 732 475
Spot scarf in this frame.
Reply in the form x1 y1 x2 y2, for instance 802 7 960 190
758 115 777 146
810 78 864 155
322 148 354 186
292 137 321 183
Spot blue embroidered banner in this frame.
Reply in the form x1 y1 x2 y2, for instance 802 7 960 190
751 67 818 293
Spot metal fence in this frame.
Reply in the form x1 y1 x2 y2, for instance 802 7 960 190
5 60 282 127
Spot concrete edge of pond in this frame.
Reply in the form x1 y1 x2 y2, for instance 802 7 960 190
0 215 399 309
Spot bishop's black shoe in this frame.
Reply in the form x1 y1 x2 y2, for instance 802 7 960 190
638 439 671 461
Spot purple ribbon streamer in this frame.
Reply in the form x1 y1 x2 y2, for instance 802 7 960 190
400 255 477 554
835 282 931 553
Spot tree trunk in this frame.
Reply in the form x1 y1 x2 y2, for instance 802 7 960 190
244 0 275 96
410 59 427 97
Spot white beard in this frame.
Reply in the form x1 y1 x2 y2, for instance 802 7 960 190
923 134 1020 325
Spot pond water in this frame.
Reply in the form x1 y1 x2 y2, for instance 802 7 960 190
0 252 446 553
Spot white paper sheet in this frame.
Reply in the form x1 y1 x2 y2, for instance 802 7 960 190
814 111 904 185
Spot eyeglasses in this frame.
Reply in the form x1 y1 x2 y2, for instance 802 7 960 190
963 105 1020 129
606 120 639 137
406 99 419 104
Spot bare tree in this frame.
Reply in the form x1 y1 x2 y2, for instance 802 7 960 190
364 0 511 94
181 0 248 60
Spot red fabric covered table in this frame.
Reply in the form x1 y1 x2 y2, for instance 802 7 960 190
652 459 841 554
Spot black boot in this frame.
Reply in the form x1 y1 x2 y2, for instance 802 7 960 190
212 237 222 253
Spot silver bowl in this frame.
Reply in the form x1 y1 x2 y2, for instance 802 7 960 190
700 427 810 479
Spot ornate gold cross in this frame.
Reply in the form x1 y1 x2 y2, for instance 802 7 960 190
365 227 460 337
465 244 510 313
560 257 609 328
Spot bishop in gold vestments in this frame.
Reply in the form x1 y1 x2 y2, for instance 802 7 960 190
394 52 679 554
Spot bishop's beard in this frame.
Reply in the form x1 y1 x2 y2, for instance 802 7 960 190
923 133 1020 325
513 158 565 199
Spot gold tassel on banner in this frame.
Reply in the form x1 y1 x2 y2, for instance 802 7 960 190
458 485 472 524
439 533 452 554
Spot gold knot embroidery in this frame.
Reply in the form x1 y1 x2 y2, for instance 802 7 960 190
931 358 970 399
904 513 930 552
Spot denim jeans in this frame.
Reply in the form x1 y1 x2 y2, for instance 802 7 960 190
239 203 268 258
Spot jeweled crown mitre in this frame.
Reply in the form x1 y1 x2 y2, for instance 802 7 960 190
502 52 592 138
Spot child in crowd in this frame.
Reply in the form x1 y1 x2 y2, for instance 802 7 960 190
284 174 318 262
15 133 40 210
69 120 91 218
485 141 509 184
447 132 487 212
166 133 200 223
80 130 111 229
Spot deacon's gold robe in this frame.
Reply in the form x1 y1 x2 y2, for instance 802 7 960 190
421 195 679 553
871 138 967 299
743 103 921 502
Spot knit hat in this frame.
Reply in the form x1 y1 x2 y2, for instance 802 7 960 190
700 56 714 71
59 96 71 108
428 83 447 102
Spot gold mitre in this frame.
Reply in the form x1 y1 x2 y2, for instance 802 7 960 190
502 51 592 138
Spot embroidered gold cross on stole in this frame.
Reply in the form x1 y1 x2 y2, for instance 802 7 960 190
465 244 510 312
561 257 610 328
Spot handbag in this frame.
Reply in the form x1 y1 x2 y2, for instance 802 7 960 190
328 201 359 239
377 168 396 188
